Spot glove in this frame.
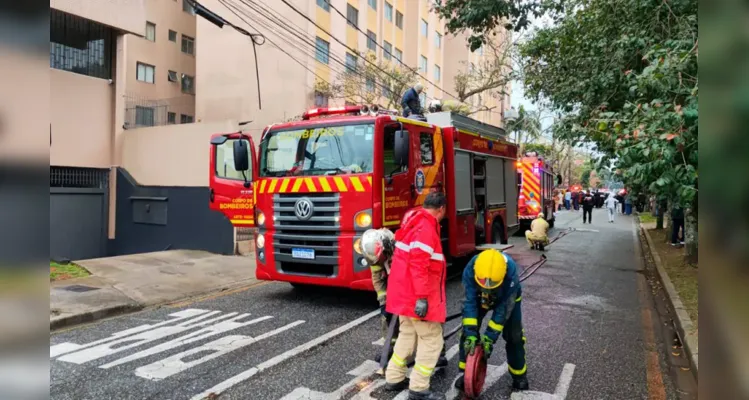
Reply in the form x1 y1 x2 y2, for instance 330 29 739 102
464 335 478 355
414 298 428 318
481 335 494 359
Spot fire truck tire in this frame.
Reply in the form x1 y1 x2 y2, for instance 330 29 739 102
549 217 555 229
492 221 507 245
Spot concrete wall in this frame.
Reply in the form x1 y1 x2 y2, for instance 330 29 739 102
50 68 114 168
120 121 239 187
50 0 146 36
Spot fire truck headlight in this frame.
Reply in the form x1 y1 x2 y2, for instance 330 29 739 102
256 233 265 249
355 211 372 228
353 238 362 254
257 211 266 226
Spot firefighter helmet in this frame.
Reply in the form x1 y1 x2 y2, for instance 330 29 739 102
537 212 545 219
474 249 507 289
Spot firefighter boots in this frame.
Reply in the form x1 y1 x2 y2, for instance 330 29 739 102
453 373 465 391
407 389 447 400
512 374 530 391
384 378 409 391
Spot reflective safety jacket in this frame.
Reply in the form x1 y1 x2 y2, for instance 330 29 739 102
461 253 522 342
385 208 447 323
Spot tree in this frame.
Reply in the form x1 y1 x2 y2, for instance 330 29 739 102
518 0 698 262
452 36 515 115
318 52 418 111
434 0 565 51
507 106 543 156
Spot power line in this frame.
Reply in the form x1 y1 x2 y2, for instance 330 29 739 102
324 1 461 102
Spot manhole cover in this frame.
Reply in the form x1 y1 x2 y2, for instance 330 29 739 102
60 285 100 293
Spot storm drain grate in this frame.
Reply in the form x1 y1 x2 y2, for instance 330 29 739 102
60 285 100 293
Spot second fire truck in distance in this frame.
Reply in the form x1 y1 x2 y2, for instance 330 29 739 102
517 152 556 229
208 106 519 291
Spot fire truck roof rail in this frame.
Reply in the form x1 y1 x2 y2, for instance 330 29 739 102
425 112 507 141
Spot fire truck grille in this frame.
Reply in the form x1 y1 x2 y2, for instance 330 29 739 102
272 193 340 274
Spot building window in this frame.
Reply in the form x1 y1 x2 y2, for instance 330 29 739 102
366 77 375 92
182 0 194 14
385 2 393 22
368 0 377 10
420 133 434 165
167 112 176 124
315 37 330 64
345 53 357 73
367 30 377 52
168 30 177 42
168 70 178 82
181 114 194 123
435 32 442 49
145 22 156 41
50 9 114 79
434 64 441 81
383 41 392 60
346 4 358 27
316 0 329 12
420 19 428 37
181 34 195 55
419 55 427 74
315 91 329 107
395 11 403 29
181 73 195 94
136 62 155 83
394 48 402 62
135 106 155 127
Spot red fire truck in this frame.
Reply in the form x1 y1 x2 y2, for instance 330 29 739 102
517 152 556 229
208 106 519 290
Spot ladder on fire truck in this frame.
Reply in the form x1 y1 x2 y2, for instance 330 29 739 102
426 112 507 140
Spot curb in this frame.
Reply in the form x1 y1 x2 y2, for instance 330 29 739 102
640 223 699 379
50 304 144 331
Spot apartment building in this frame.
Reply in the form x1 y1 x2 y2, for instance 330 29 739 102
124 0 197 128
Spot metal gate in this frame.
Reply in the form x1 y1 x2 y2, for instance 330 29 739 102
50 167 109 260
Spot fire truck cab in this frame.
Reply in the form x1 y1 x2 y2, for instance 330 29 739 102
208 106 519 291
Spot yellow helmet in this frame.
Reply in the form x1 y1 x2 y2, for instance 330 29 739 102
474 249 507 289
537 212 545 219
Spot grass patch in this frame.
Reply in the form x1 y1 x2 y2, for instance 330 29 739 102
50 261 90 281
638 213 657 224
647 228 698 329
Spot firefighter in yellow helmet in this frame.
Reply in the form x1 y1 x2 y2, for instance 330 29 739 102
525 212 549 250
455 249 529 392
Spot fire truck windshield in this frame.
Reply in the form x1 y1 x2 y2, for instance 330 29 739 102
259 123 374 177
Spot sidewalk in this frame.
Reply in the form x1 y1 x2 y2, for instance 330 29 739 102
50 250 258 330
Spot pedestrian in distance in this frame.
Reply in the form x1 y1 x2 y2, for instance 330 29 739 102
455 249 529 392
582 190 595 224
401 83 425 117
572 191 579 211
604 192 619 223
670 205 685 245
625 195 633 215
564 190 572 210
384 191 448 400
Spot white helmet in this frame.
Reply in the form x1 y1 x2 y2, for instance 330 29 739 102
361 228 395 265
428 99 442 112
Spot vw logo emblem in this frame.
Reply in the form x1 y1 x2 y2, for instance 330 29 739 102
294 198 314 221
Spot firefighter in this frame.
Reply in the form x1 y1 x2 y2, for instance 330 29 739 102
401 83 424 117
385 192 448 400
524 212 549 249
362 229 399 366
455 249 529 392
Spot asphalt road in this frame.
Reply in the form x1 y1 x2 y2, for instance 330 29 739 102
50 208 694 400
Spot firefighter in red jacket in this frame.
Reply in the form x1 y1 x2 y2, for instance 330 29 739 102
384 192 448 400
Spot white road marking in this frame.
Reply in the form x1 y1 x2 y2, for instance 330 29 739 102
57 311 236 364
50 309 211 358
443 362 508 400
190 310 380 400
99 315 273 369
371 338 385 346
135 320 305 381
278 360 380 400
510 363 576 400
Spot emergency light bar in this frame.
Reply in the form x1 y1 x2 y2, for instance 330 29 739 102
302 105 399 120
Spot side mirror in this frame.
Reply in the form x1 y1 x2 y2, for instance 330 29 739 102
394 129 409 167
233 139 250 171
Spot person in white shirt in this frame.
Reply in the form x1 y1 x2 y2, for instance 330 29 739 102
604 194 619 223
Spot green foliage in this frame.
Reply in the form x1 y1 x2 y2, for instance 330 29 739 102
519 0 698 210
433 0 565 51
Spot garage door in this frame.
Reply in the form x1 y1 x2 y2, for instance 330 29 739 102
50 167 109 261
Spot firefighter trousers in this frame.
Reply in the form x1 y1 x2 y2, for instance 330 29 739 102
525 231 548 248
458 301 527 378
386 316 444 392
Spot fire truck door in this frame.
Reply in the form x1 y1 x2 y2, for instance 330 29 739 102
412 125 443 206
209 133 257 227
382 124 411 227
